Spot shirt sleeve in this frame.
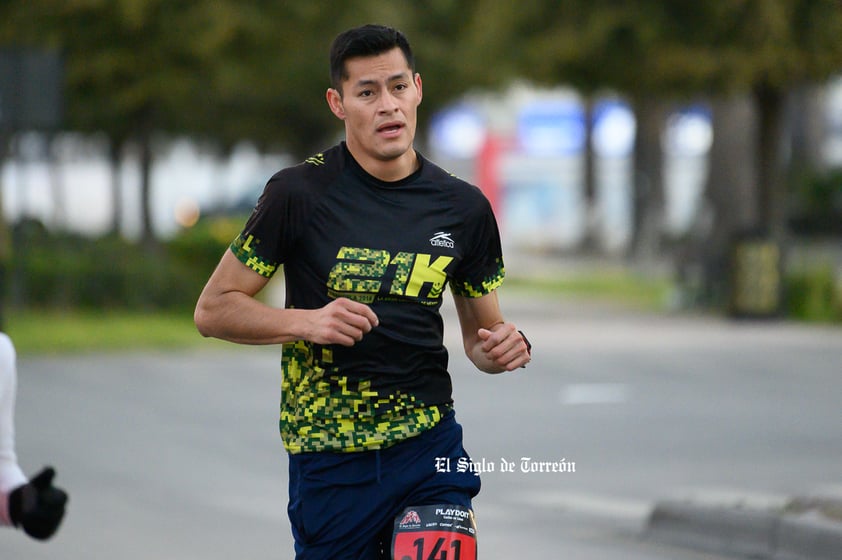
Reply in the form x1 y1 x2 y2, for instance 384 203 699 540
230 170 312 278
449 193 506 298
0 333 27 527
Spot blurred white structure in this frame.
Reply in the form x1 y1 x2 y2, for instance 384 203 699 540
4 76 842 248
1 136 286 239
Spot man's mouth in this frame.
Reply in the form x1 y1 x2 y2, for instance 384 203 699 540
378 122 403 134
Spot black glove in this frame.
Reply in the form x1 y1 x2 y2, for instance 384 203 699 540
8 466 68 540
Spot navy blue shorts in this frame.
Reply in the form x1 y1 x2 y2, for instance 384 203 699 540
287 412 481 559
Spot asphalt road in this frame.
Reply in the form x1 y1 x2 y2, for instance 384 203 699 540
3 295 841 559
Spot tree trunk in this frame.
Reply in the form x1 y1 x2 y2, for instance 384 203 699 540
579 96 598 253
629 97 666 262
754 81 787 241
683 94 757 307
138 125 155 246
708 95 758 236
108 138 124 237
788 84 827 175
47 133 65 230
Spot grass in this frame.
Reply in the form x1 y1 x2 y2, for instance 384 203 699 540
504 270 672 310
3 308 219 356
3 271 671 355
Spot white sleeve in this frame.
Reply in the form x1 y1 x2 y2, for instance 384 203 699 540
0 333 28 526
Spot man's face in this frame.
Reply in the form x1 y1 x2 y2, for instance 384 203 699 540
327 47 423 176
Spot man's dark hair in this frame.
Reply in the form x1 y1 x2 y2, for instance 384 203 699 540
329 24 415 93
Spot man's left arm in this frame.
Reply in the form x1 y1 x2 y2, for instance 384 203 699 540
452 291 531 373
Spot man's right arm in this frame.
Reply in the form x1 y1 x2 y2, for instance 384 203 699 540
194 250 379 347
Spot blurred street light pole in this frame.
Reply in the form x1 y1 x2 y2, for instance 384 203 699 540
0 48 64 329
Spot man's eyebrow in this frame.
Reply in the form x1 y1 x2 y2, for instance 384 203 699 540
353 72 411 88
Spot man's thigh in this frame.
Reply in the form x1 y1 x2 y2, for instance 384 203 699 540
287 414 481 559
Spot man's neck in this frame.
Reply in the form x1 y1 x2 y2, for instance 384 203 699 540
346 145 419 183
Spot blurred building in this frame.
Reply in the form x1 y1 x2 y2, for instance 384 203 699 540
428 84 711 255
3 78 842 249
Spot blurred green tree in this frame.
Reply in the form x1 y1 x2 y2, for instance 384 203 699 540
2 0 212 244
3 0 842 254
444 0 842 306
0 1 407 243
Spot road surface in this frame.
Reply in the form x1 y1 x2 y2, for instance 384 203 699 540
3 296 840 559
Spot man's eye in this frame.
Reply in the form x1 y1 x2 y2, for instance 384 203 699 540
359 90 373 97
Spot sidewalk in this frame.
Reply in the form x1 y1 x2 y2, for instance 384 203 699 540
645 488 842 560
502 253 842 560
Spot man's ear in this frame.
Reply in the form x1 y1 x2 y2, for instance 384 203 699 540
414 73 423 106
326 88 345 120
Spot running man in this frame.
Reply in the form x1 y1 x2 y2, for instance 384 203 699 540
195 24 531 559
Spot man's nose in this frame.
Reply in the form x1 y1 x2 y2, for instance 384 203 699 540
378 92 399 113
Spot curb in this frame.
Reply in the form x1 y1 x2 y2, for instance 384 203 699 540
645 499 842 560
775 512 842 560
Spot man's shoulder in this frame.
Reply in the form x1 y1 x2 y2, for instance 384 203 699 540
420 155 467 183
420 155 490 205
295 143 345 172
263 144 345 195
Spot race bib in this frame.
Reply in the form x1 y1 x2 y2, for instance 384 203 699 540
392 504 477 560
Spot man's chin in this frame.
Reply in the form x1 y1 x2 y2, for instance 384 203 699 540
376 143 413 161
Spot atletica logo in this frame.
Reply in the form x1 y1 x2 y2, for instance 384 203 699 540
430 232 454 248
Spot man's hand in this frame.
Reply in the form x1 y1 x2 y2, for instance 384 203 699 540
9 467 68 541
306 298 379 346
476 322 531 372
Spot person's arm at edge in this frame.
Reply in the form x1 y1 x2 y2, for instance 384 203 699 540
194 249 379 347
0 334 27 527
452 291 530 373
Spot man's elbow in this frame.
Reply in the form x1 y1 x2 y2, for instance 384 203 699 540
193 301 215 338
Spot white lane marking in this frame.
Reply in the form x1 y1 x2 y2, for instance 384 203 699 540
560 383 629 405
517 490 652 521
667 486 790 510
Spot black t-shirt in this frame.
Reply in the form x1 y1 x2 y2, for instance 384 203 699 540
231 143 505 453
